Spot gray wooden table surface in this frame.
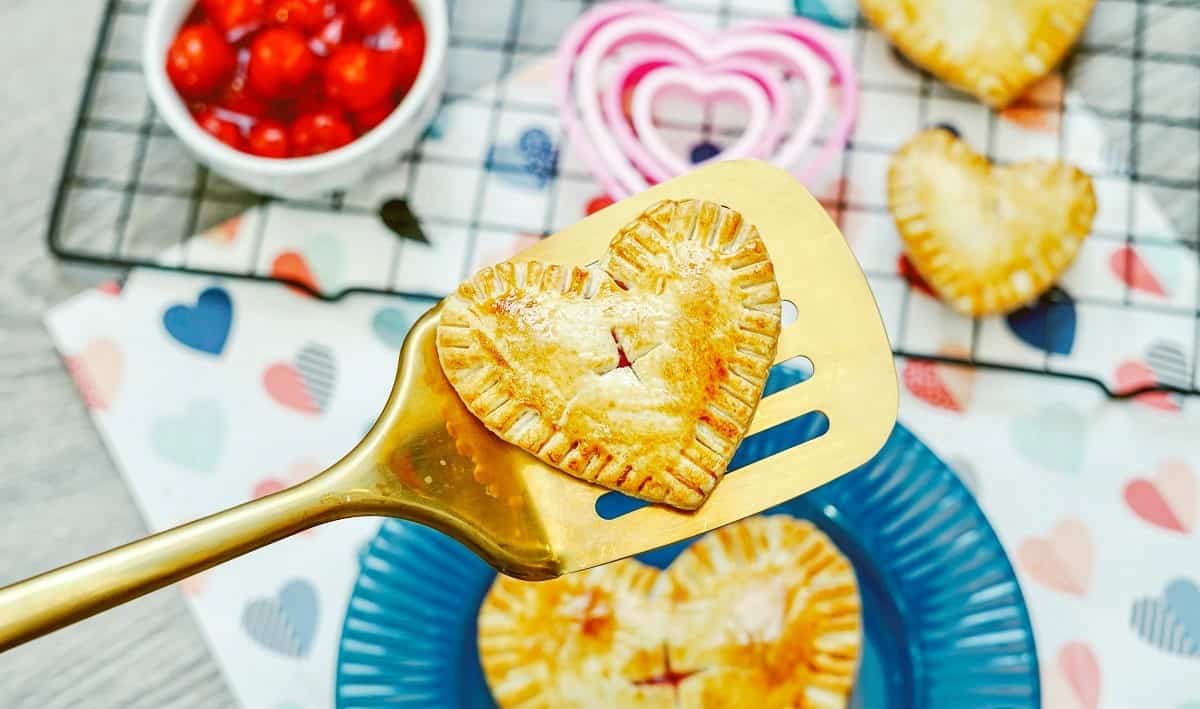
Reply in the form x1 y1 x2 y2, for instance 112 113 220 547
0 1 1195 707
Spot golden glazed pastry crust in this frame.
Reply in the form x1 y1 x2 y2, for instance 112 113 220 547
436 199 782 510
477 515 862 709
888 129 1096 316
478 559 673 709
860 0 1096 108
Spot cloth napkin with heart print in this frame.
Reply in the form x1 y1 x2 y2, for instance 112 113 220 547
44 3 1200 708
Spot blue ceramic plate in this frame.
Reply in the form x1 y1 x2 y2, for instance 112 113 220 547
336 366 1039 708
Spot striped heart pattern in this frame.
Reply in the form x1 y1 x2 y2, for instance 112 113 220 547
241 579 319 658
263 344 337 415
1150 341 1190 391
1115 339 1188 411
1130 578 1200 658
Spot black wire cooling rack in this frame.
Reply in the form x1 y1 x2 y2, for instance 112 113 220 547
47 0 1200 400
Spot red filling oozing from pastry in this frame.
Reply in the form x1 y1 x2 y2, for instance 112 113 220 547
633 651 700 688
611 330 633 369
578 590 614 638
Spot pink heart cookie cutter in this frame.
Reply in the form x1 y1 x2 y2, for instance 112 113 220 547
556 2 859 199
603 48 795 182
566 9 831 196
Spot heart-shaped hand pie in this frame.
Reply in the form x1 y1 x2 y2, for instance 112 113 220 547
860 0 1096 107
888 129 1096 316
436 199 781 510
478 515 862 708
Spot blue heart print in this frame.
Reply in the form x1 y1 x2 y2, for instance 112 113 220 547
371 307 413 349
689 141 722 164
1005 287 1077 355
163 286 233 355
241 579 319 658
485 127 558 189
792 0 855 28
1130 577 1200 657
1166 579 1200 649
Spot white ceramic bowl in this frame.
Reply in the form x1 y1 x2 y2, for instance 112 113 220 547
144 0 447 198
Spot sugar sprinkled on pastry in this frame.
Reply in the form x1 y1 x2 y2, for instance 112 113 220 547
436 199 781 510
860 0 1096 108
659 516 862 709
888 128 1096 316
477 515 862 708
478 559 673 709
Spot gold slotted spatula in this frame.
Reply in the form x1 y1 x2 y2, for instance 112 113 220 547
0 160 897 651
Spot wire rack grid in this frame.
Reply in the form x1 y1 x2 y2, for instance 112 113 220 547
46 0 1200 401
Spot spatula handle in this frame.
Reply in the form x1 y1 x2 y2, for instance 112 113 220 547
0 474 344 651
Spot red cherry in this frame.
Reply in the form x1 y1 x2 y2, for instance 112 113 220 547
290 108 355 155
217 84 269 119
247 119 291 157
215 56 270 119
202 0 266 39
348 0 400 34
309 14 351 57
283 80 329 119
195 109 244 149
371 19 424 93
166 24 235 99
353 100 393 132
323 43 394 111
267 0 335 32
585 195 614 215
392 0 419 22
247 27 318 99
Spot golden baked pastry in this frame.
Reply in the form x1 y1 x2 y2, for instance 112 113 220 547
888 128 1096 316
477 515 862 709
436 199 782 510
860 0 1096 108
478 559 673 709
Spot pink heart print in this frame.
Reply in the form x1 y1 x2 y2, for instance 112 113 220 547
253 461 322 499
1017 518 1092 596
64 338 124 411
253 461 323 537
1124 458 1196 534
1114 360 1180 412
262 344 336 415
1043 641 1101 709
264 364 321 414
557 2 858 199
1109 245 1166 296
901 347 974 413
